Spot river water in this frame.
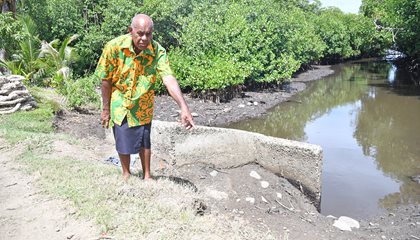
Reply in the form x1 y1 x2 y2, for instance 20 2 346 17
227 60 420 219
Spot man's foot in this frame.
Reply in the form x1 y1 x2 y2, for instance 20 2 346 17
123 173 131 182
143 175 154 181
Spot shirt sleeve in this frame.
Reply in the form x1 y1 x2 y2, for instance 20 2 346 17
156 47 173 78
94 43 116 81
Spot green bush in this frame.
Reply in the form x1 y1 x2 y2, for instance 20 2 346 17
6 0 401 95
361 0 420 59
61 75 101 108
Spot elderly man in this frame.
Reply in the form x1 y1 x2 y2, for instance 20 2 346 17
95 14 195 181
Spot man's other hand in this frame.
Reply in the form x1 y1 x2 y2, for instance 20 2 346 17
101 109 111 128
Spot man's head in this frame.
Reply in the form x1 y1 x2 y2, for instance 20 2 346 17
128 14 154 52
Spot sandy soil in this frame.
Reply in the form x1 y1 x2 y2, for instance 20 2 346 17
2 65 419 239
0 141 99 240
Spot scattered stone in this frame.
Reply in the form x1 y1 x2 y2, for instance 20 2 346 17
236 198 241 202
246 102 252 106
191 112 199 117
249 170 261 180
260 181 269 188
333 216 360 231
253 101 258 106
261 196 268 203
205 189 228 200
245 197 255 204
410 175 420 184
333 220 352 231
276 192 282 199
326 215 337 219
238 104 245 108
209 170 218 177
223 107 232 112
381 236 386 239
55 227 60 232
67 234 75 239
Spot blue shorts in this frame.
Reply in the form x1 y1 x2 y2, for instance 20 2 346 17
112 118 151 155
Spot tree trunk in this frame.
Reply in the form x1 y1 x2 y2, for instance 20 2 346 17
1 0 17 18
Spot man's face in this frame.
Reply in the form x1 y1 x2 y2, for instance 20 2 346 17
129 21 153 52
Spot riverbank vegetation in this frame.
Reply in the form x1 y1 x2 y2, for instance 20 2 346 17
0 0 416 106
361 0 420 84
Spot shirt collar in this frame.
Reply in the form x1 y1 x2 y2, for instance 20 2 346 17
121 34 155 57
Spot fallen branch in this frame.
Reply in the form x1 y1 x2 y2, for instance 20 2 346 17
275 199 295 212
0 102 21 114
0 97 26 106
0 90 29 101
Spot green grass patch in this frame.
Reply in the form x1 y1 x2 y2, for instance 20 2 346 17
0 87 61 144
17 144 276 239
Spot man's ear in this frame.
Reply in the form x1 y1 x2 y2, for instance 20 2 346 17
127 26 133 33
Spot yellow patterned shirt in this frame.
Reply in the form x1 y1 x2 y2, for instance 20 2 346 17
95 34 173 127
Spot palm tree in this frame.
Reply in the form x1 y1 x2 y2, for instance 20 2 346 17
39 34 79 81
0 14 42 81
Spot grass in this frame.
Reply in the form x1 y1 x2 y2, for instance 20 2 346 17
1 88 278 239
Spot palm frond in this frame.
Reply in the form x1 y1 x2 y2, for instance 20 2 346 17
59 34 79 63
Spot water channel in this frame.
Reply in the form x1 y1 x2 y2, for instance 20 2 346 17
227 60 420 219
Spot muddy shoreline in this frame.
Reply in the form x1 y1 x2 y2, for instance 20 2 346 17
154 65 334 127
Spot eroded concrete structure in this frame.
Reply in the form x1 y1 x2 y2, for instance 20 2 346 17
151 120 323 204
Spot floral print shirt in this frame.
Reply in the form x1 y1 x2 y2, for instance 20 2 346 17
95 34 173 127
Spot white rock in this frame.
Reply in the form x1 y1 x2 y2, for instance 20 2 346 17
338 216 360 229
261 196 268 203
253 101 258 106
326 215 337 219
238 104 245 108
333 216 360 231
249 170 261 180
209 170 218 177
333 220 352 231
246 102 252 106
276 192 282 199
205 189 228 200
191 112 199 117
260 181 269 188
236 198 241 202
245 197 255 204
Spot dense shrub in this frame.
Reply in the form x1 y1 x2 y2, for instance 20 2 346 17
169 0 326 91
61 75 101 108
0 0 397 100
361 0 420 60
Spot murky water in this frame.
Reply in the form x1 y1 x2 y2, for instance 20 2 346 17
227 60 420 219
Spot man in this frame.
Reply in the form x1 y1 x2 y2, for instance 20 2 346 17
95 14 195 181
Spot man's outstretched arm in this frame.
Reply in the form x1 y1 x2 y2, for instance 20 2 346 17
162 75 195 129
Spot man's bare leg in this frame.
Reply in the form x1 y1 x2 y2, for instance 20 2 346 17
119 154 131 181
140 148 152 180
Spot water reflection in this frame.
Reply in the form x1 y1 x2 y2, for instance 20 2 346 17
227 61 420 218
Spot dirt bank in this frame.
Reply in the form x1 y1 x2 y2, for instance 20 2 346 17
154 65 334 127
